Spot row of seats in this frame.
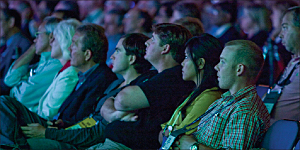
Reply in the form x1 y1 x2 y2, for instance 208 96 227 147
261 119 300 150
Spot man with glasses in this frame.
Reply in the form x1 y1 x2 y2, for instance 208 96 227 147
3 16 62 112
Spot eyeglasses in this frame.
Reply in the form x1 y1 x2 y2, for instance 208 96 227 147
35 32 47 37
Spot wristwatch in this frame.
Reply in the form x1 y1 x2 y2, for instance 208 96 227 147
190 142 198 150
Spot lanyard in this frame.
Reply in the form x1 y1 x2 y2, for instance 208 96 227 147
160 99 235 150
163 92 194 135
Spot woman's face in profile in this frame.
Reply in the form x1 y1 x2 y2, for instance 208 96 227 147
181 48 197 84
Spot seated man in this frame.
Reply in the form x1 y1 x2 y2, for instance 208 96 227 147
0 8 32 95
176 40 270 150
97 23 195 149
22 33 157 150
0 24 117 149
4 16 62 112
269 6 300 124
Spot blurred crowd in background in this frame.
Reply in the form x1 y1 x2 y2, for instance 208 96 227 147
1 0 299 86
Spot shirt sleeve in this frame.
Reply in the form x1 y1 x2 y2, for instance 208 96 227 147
38 67 78 120
4 61 29 87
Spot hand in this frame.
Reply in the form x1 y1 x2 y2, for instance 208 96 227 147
47 119 64 128
21 123 46 138
120 113 138 122
175 134 197 150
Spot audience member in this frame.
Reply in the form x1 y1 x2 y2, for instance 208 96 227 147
269 0 298 66
9 1 34 41
103 9 126 67
0 18 81 149
96 23 194 149
0 23 117 149
0 0 8 9
240 4 283 85
208 0 242 45
159 34 223 147
136 0 160 18
173 17 204 36
28 1 59 41
154 1 176 24
169 2 200 23
78 0 104 24
4 16 62 112
54 0 80 21
123 8 152 37
239 4 272 48
104 0 133 13
269 6 300 125
176 40 270 150
0 8 32 95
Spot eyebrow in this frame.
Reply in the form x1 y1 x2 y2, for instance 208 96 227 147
281 23 288 26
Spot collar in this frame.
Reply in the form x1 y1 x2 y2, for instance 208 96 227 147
221 85 256 102
39 51 53 62
77 63 99 81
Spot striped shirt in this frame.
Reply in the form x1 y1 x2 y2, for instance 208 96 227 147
193 85 270 149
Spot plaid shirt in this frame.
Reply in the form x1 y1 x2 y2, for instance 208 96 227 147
193 85 270 149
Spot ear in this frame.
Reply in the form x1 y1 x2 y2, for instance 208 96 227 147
197 58 206 70
236 64 245 76
8 17 15 28
129 55 136 65
85 49 93 61
161 44 170 54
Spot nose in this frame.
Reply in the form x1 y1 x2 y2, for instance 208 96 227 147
34 38 37 43
181 59 186 67
110 52 116 60
214 63 219 71
145 40 150 47
279 30 283 39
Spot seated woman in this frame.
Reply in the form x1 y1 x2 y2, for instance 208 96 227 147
159 33 224 148
37 19 81 119
19 33 156 149
0 19 80 148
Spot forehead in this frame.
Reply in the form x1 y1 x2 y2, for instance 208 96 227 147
282 12 293 24
116 38 124 47
220 46 237 60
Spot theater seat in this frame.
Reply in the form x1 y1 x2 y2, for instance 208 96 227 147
295 140 300 150
261 120 300 150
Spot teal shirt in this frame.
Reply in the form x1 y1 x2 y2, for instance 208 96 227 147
4 51 62 112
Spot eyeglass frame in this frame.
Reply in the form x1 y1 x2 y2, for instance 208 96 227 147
35 31 48 37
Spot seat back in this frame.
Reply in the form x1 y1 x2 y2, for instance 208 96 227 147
261 120 300 150
295 140 300 150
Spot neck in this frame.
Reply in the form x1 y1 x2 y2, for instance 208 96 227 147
122 67 141 85
293 52 300 58
59 58 68 66
229 78 254 95
195 70 204 87
247 25 260 39
153 56 179 73
78 61 97 73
